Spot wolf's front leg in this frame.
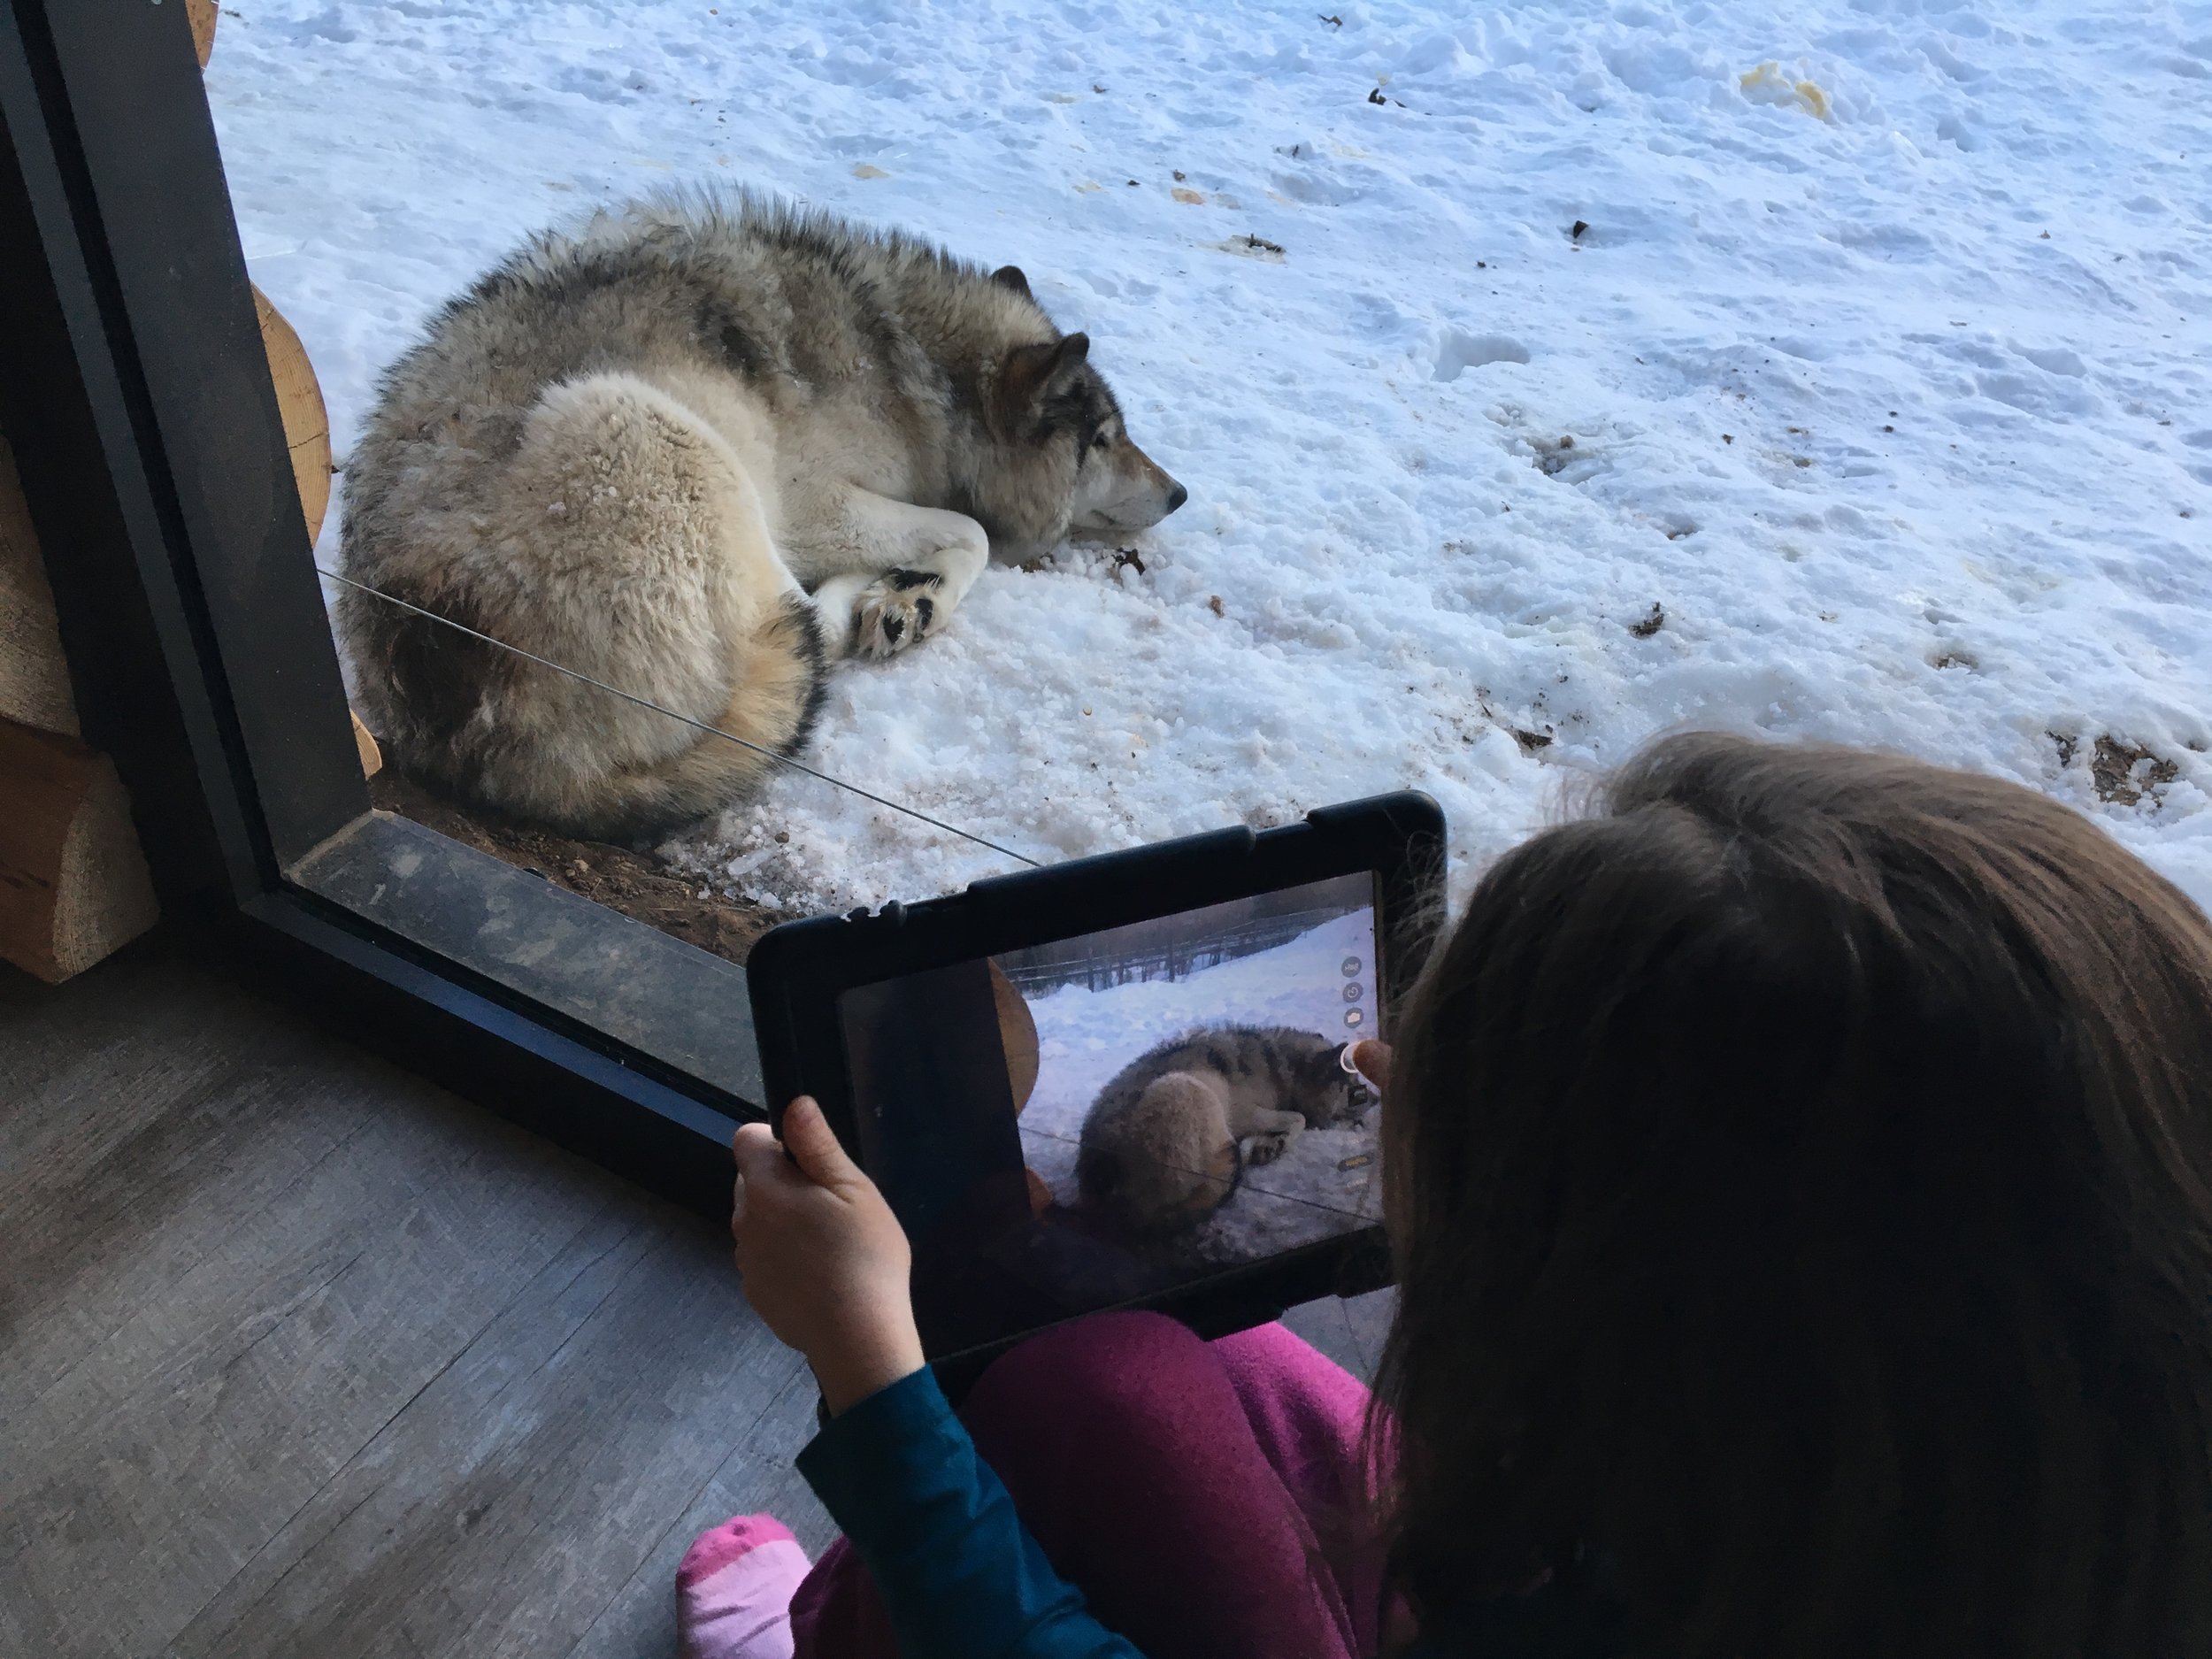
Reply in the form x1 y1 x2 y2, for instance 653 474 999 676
1239 1109 1310 1168
781 485 991 662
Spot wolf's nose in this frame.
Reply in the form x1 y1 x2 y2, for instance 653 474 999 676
1165 481 1188 513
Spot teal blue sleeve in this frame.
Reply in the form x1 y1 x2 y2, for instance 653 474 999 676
795 1367 1147 1659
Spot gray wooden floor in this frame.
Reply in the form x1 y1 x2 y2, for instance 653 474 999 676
0 933 1390 1659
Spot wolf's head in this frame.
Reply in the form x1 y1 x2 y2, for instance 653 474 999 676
1292 1034 1371 1126
972 265 1187 557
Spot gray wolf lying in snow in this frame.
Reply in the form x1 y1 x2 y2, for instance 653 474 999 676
1076 1026 1365 1236
337 190 1185 840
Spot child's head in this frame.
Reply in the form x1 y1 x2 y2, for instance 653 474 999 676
1376 733 2212 1655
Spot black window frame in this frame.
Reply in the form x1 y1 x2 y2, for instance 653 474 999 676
0 0 753 1216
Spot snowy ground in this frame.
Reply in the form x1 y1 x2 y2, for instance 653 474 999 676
208 0 2211 916
1016 908 1383 1265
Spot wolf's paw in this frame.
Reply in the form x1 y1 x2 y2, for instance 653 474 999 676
852 568 946 660
1242 1130 1295 1167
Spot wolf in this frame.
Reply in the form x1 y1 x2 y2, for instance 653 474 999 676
1075 1026 1366 1236
337 189 1185 841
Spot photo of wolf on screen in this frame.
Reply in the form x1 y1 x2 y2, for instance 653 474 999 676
835 872 1385 1358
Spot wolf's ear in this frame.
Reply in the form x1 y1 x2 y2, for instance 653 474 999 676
990 265 1033 299
995 333 1093 430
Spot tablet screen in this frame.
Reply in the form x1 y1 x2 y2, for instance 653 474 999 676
834 872 1385 1356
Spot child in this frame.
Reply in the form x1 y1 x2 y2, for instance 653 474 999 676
680 733 2212 1657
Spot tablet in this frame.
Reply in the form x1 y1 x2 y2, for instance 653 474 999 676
747 792 1446 1380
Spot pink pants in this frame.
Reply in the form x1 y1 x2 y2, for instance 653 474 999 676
789 1311 1386 1659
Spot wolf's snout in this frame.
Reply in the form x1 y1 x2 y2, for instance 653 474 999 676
1079 436 1189 531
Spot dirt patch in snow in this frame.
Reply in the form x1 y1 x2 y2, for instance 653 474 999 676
368 770 778 964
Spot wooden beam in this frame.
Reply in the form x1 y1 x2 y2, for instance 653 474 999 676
1 289 362 980
351 710 383 779
251 285 332 548
187 0 218 67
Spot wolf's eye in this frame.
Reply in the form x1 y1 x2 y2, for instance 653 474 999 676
1091 433 1110 451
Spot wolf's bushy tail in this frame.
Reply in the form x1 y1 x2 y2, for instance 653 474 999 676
342 373 826 841
509 588 828 841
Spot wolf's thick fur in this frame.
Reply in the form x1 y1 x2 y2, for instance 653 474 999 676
1076 1025 1361 1236
338 190 1184 840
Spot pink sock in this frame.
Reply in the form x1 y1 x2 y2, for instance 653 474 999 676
676 1514 811 1659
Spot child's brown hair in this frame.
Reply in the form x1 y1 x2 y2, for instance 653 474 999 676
1374 733 2212 1655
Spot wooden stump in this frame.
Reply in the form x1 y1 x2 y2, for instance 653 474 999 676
252 284 333 547
0 438 78 736
989 959 1041 1113
0 718 160 984
1024 1167 1054 1219
0 439 162 982
188 0 219 67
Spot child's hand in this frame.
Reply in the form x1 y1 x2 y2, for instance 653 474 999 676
731 1097 926 1416
1352 1040 1408 1242
1348 1039 1392 1094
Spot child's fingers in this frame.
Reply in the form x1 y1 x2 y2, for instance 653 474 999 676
732 1120 789 1186
729 1127 771 1252
780 1096 864 1188
1349 1039 1393 1092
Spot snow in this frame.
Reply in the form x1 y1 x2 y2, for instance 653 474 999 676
1014 907 1384 1266
207 0 2212 918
